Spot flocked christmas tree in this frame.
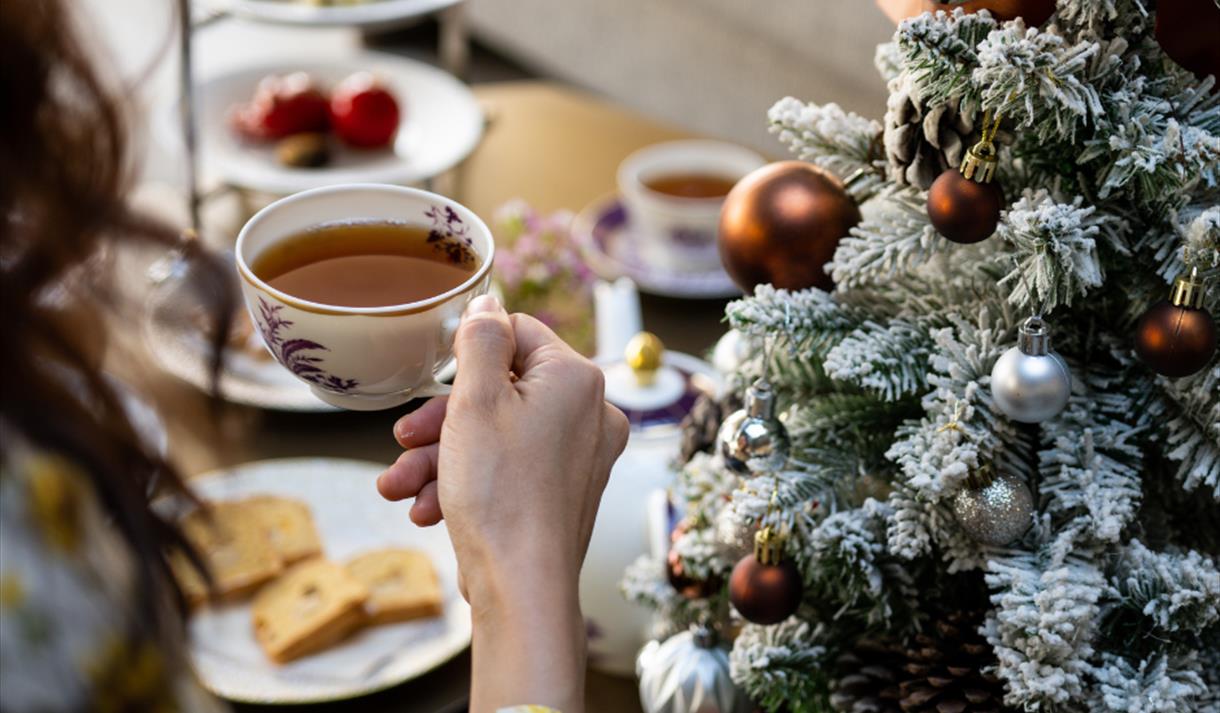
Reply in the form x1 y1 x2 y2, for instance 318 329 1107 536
624 2 1220 712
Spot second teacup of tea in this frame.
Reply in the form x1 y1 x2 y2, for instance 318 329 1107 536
617 140 765 274
235 183 494 410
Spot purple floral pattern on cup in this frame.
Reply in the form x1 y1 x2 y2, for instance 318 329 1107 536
255 297 359 393
425 204 478 268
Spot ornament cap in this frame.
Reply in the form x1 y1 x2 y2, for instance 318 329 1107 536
690 625 718 649
964 463 996 490
746 378 777 420
625 332 665 386
1017 316 1051 356
960 140 997 183
1170 270 1207 310
753 526 785 566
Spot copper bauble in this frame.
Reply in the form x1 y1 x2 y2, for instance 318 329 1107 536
926 169 1004 244
878 0 1055 25
1134 300 1217 378
1155 0 1220 84
728 554 803 625
666 547 721 599
718 161 860 293
927 0 1055 24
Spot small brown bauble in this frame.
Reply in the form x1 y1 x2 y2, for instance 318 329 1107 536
666 547 721 599
1155 0 1220 84
729 554 803 625
926 169 1004 244
1134 300 1217 378
718 161 861 293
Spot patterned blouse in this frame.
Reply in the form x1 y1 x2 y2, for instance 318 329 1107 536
0 439 563 713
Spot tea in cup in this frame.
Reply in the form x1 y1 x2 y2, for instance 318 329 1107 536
235 183 494 410
617 140 765 273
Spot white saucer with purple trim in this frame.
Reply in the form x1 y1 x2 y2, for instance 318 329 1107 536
572 194 740 300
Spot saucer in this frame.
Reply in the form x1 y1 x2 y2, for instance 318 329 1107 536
572 195 740 300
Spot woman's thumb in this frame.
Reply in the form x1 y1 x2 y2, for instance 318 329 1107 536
452 295 515 401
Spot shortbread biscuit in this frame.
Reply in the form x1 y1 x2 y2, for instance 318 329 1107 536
346 549 444 625
251 559 369 663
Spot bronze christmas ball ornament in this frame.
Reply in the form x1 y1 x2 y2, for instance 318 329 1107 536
1155 0 1220 84
1135 273 1217 378
926 168 1004 244
728 527 803 625
878 0 1056 26
927 0 1055 25
718 161 861 293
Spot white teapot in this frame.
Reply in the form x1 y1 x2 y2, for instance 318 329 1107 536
580 279 722 676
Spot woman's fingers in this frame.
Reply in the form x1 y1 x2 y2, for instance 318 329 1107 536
394 396 449 448
376 443 440 501
410 480 443 526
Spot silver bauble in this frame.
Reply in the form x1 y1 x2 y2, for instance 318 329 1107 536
717 379 789 475
952 469 1034 546
990 317 1071 423
637 627 751 713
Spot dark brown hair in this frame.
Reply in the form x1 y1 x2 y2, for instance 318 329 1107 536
0 0 234 621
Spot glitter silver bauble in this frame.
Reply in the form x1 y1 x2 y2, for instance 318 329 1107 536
637 627 751 713
990 317 1071 423
717 379 789 475
952 468 1034 546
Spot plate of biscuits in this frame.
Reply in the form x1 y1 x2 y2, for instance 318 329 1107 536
167 458 470 703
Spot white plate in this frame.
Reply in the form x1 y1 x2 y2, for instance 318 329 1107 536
184 53 483 194
181 458 471 703
572 194 740 300
203 0 460 28
142 277 459 412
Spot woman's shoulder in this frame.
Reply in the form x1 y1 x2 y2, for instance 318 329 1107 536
0 436 226 712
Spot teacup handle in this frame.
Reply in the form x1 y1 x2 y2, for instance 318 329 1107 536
412 380 453 399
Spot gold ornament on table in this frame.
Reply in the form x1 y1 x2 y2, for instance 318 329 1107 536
926 109 1005 245
625 332 665 387
717 161 861 293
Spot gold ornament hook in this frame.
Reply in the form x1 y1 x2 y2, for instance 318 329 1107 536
1170 266 1207 309
960 108 1003 184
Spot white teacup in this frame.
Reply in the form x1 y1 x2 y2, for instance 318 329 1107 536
235 183 494 411
617 140 766 274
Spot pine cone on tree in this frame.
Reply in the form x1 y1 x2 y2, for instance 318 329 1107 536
830 611 1012 713
679 391 743 463
883 73 977 190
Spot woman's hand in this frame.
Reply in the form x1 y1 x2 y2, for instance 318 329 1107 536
377 294 628 713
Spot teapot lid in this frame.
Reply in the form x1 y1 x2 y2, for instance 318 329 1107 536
602 332 721 434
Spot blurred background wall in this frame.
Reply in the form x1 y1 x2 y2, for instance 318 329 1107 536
464 0 895 150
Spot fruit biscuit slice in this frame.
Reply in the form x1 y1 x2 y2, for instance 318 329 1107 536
345 549 444 626
242 495 323 565
251 559 369 664
176 501 284 604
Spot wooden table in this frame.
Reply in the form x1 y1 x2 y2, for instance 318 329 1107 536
123 80 736 712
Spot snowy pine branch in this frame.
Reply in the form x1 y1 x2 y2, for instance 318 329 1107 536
823 318 932 401
1108 540 1220 637
827 185 948 289
729 620 829 713
974 24 1103 144
1090 652 1209 713
1039 396 1143 544
897 9 997 107
984 552 1106 708
768 98 883 194
994 190 1127 313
